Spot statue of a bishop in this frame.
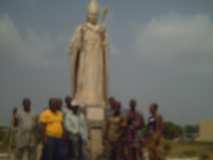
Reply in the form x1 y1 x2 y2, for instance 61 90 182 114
69 0 109 107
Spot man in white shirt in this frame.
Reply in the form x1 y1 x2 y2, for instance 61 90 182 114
13 98 36 160
64 105 88 160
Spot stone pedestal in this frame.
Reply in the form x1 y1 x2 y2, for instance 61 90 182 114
85 105 106 160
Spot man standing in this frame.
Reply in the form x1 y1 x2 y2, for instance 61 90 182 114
39 98 65 160
127 99 145 160
64 105 88 160
9 107 18 156
14 98 36 160
63 96 73 159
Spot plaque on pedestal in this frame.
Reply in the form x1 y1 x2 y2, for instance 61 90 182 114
86 107 105 121
86 106 106 128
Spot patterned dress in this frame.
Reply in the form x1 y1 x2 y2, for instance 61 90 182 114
125 111 145 160
147 114 164 160
106 115 123 160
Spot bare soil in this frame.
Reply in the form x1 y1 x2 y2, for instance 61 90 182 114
166 141 213 159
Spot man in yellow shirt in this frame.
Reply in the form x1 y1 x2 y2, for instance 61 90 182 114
39 98 65 160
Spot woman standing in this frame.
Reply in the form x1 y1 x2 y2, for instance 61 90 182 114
105 101 123 160
147 103 164 160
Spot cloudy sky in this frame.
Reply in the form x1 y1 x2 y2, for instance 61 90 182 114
0 0 213 125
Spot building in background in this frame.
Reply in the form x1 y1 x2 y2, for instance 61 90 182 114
196 119 213 142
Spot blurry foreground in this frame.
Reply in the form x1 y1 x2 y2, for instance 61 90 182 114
1 136 213 160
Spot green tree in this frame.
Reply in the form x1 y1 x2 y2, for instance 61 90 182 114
183 125 198 140
163 121 183 139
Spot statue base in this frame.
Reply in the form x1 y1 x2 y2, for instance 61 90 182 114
85 105 106 160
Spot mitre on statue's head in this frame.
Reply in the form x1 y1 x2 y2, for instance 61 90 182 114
88 0 100 15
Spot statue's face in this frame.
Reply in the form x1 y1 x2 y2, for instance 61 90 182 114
87 13 98 24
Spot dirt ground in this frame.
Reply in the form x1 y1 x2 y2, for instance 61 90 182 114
1 141 213 160
166 141 213 159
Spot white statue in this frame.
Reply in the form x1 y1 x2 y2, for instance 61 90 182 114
69 0 109 107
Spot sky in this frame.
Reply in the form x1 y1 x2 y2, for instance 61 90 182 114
0 0 213 125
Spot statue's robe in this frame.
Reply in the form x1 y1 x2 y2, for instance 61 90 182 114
69 22 108 107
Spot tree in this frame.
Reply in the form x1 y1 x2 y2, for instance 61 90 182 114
163 121 183 139
183 125 198 140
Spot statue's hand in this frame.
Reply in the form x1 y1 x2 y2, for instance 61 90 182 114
98 26 106 41
103 5 109 17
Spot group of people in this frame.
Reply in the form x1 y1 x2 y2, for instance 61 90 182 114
105 97 164 160
11 96 164 160
12 97 87 160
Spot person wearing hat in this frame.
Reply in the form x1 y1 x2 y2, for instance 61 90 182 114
69 0 109 107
